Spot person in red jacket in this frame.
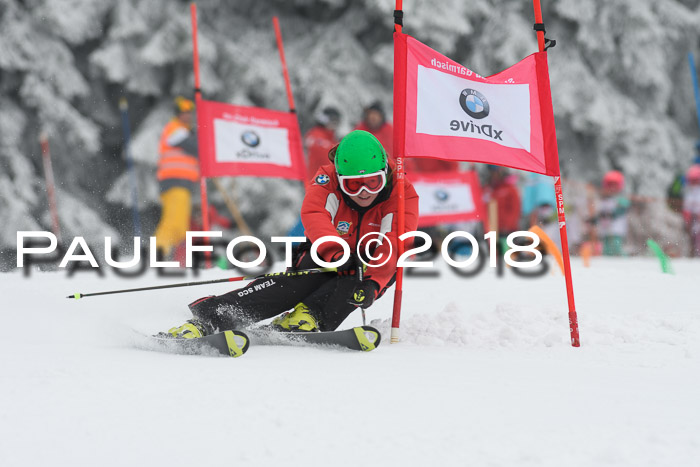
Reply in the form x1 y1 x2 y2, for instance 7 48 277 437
164 130 419 338
354 101 394 157
304 106 341 180
483 165 522 236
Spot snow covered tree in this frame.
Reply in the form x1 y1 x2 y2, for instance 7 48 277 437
3 0 700 266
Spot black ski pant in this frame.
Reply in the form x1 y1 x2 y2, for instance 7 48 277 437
188 262 361 332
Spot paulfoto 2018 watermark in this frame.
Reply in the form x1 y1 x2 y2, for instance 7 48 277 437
15 230 550 278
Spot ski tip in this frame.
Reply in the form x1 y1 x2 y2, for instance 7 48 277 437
354 326 381 351
67 293 82 299
224 330 250 357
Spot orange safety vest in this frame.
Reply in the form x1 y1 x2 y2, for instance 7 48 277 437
157 119 200 182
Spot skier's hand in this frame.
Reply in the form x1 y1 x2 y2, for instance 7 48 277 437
347 280 379 308
335 253 361 276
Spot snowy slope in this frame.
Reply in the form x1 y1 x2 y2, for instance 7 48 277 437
1 257 699 467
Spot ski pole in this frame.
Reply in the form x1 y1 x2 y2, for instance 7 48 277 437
357 262 367 326
67 267 337 299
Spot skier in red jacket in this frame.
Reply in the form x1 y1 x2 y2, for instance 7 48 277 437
165 130 419 338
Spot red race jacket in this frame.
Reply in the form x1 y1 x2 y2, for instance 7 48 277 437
302 163 419 293
484 181 521 233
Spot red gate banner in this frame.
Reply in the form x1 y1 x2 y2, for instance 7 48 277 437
390 2 580 347
397 34 560 176
411 171 486 227
197 99 306 180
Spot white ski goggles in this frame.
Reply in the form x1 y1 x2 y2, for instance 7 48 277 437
338 170 387 196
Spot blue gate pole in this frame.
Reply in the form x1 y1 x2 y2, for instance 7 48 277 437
688 53 700 135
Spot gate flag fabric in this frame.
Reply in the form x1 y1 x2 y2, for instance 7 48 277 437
391 1 580 347
398 34 560 176
197 99 306 180
411 171 486 227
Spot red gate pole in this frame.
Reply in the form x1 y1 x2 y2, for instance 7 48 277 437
39 131 61 243
273 16 307 182
190 3 211 267
273 17 296 112
533 0 580 347
390 0 406 343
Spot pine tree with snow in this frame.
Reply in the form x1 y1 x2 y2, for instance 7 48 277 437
3 0 700 264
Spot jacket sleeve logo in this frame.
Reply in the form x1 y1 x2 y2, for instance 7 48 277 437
315 174 330 185
336 221 351 235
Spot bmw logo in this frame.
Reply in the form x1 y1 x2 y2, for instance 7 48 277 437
315 174 330 185
241 131 260 148
435 190 449 202
459 89 490 119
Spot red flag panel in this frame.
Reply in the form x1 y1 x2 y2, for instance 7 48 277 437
410 171 487 227
197 99 306 180
397 34 560 176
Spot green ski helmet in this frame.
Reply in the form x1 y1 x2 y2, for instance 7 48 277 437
335 130 388 178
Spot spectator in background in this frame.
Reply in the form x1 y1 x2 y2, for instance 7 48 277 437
354 101 393 157
483 165 521 238
667 170 685 213
683 164 700 257
154 96 199 260
594 170 630 256
668 141 700 213
522 173 559 247
304 106 341 181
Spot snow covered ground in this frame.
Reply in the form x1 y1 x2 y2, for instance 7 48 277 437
1 257 698 466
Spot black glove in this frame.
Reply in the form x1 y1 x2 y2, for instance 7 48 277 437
334 252 360 276
347 280 379 308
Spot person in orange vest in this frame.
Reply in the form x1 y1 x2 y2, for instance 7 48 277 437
154 97 200 259
354 101 394 157
304 106 341 181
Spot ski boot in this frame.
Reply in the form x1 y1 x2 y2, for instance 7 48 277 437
159 319 213 339
270 312 292 331
286 302 319 332
271 302 319 332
